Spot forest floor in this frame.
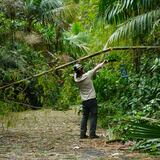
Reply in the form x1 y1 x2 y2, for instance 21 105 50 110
0 109 160 160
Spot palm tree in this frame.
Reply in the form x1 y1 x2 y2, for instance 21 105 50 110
98 0 160 73
1 0 88 56
24 0 89 55
24 0 66 32
98 0 160 47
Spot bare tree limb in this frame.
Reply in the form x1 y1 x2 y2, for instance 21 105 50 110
0 46 160 90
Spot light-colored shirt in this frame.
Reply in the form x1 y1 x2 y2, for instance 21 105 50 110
74 69 96 101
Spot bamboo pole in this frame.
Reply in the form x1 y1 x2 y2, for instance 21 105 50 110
0 46 160 90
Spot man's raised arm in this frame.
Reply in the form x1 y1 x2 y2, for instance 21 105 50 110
92 60 106 74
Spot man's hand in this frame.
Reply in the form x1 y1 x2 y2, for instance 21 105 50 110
96 60 105 68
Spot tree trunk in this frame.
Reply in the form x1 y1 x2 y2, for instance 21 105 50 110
133 49 140 73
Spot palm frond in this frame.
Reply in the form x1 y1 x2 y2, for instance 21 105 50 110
127 123 160 139
121 0 134 9
105 9 160 47
141 0 151 10
103 0 140 24
98 0 116 18
99 0 159 24
40 0 62 19
44 4 76 22
120 0 157 10
64 32 89 58
133 139 160 152
151 19 160 35
40 0 62 10
140 0 159 10
104 1 125 23
126 122 160 153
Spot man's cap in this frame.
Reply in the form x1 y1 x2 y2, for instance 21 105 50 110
73 63 83 72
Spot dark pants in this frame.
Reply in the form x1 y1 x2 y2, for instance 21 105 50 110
80 98 98 136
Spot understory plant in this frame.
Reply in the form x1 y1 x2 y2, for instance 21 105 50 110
97 54 160 153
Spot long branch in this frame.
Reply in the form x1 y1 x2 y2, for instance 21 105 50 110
0 46 160 90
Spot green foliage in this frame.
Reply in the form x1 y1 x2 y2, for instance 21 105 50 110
36 75 61 107
107 10 160 46
124 120 160 153
56 69 80 110
0 101 12 116
0 100 25 116
105 56 160 115
98 0 160 46
0 13 12 34
133 139 160 153
71 22 84 34
97 53 160 154
0 0 94 114
64 32 90 58
98 102 122 128
0 43 55 108
0 2 160 157
127 123 160 139
34 23 56 46
25 0 63 21
94 69 119 101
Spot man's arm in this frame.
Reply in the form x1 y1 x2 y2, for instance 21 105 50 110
92 60 106 74
86 60 106 78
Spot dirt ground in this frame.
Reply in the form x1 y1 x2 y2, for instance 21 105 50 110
0 109 159 160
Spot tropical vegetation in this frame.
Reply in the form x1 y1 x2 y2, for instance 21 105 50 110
0 0 160 154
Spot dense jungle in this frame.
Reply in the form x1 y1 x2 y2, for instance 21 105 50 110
0 0 160 159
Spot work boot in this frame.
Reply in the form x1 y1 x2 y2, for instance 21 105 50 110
80 134 88 139
89 134 100 139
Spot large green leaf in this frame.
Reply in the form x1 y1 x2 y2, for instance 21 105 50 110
99 0 159 20
105 9 160 47
127 122 160 139
64 32 89 58
44 4 76 22
127 122 160 153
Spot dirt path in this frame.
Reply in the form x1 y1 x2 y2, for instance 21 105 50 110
0 109 159 160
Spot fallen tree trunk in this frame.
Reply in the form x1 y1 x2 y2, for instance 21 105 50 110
0 46 160 90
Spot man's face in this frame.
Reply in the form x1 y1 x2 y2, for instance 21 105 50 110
80 68 84 74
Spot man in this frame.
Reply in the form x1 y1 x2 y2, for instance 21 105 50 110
74 61 105 139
